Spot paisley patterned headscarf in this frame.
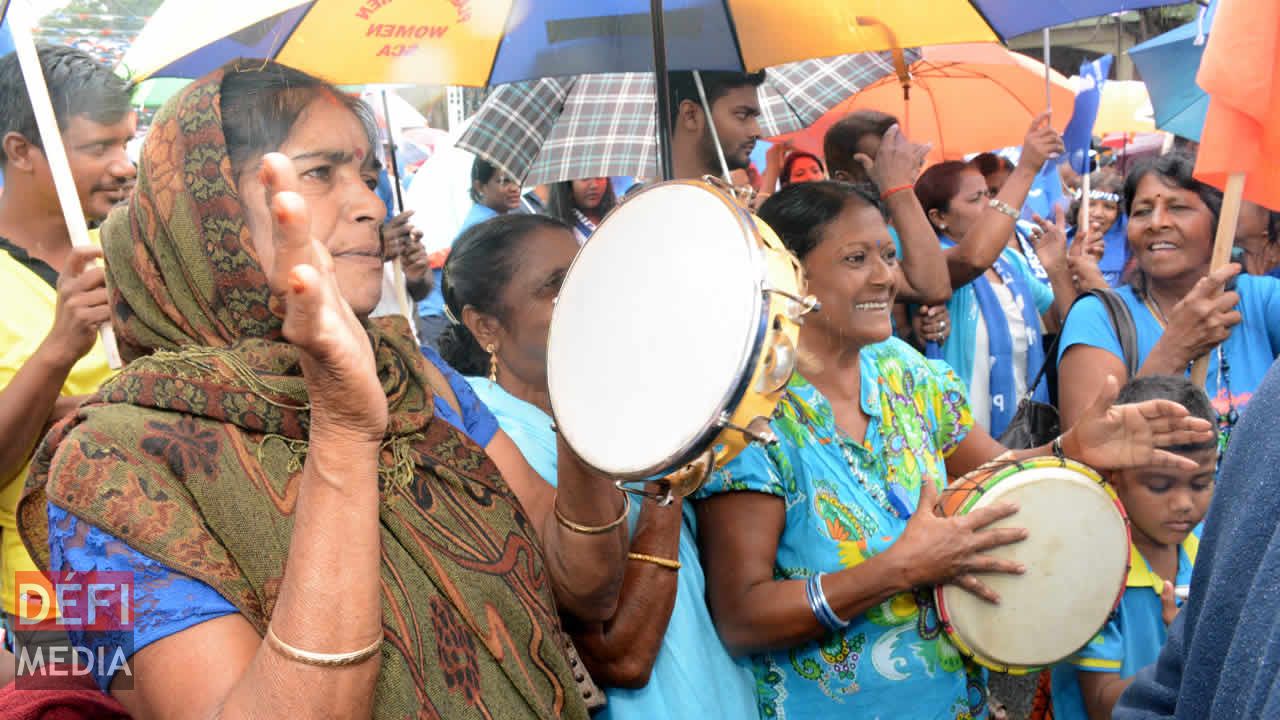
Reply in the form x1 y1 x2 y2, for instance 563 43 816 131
20 62 586 720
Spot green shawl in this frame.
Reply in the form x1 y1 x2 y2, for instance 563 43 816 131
19 64 586 720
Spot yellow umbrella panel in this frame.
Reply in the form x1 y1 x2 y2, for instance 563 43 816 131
122 0 516 86
1091 80 1156 135
729 0 999 69
123 0 1005 88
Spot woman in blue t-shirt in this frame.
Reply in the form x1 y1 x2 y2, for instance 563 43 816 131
915 116 1079 437
1058 152 1280 446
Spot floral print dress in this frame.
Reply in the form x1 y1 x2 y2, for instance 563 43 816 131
695 337 985 720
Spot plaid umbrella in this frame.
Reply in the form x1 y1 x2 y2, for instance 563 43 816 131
457 51 916 186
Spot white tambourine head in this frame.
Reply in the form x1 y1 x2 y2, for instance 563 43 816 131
546 183 763 477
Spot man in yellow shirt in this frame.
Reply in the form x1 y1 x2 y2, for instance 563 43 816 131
0 46 135 643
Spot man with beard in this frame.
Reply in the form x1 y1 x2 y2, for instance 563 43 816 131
0 46 134 639
667 71 765 181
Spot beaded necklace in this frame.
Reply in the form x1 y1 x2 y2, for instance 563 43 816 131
1146 288 1237 453
1215 345 1238 456
836 435 913 519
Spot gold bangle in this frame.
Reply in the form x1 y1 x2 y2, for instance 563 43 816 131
554 492 631 535
265 625 382 668
627 552 681 570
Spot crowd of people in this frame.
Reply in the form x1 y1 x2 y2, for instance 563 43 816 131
0 44 1276 720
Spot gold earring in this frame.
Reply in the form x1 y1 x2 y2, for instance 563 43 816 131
486 344 498 383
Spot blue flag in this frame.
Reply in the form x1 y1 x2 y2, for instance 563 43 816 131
1063 54 1113 175
1021 54 1112 223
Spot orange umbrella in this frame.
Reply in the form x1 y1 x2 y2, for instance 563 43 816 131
769 44 1074 165
1193 0 1280 210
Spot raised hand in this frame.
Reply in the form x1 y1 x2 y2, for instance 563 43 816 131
1017 112 1065 171
1063 375 1217 472
885 479 1027 604
854 124 932 191
764 141 791 172
45 245 111 367
381 210 427 281
1067 254 1109 293
912 305 950 345
1156 263 1243 367
1031 211 1068 274
261 153 387 443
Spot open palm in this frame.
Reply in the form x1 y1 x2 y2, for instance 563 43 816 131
1069 376 1215 471
262 153 387 442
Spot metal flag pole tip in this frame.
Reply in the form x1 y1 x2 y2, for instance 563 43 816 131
9 0 122 368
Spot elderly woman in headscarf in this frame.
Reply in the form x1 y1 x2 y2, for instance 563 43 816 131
18 61 628 719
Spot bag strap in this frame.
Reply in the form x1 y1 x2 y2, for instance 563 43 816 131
1024 328 1062 399
1024 287 1141 399
1085 288 1141 378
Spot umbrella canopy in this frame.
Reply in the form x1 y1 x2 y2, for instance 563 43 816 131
1091 79 1156 135
456 51 912 186
770 44 1074 165
1128 4 1216 141
119 0 1180 87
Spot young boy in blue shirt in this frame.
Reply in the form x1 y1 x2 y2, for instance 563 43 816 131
1050 375 1217 720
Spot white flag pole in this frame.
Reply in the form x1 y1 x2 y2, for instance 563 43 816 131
9 0 122 368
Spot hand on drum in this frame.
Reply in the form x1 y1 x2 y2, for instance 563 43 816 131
1061 375 1217 472
889 479 1027 604
261 152 387 443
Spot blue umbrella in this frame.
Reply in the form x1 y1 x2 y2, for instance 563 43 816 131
1129 2 1217 141
975 0 1181 39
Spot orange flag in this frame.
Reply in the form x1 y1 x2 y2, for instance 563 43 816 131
1193 0 1280 208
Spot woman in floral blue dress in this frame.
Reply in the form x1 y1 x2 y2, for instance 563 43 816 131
693 181 1217 719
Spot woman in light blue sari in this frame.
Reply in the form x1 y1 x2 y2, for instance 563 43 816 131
436 214 759 720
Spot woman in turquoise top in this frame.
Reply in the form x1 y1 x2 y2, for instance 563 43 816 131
915 146 1077 437
436 213 760 720
1058 152 1280 448
694 180 1218 720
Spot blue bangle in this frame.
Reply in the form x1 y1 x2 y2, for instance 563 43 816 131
806 573 850 632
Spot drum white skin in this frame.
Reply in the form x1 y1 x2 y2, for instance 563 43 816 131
546 179 810 497
935 457 1130 674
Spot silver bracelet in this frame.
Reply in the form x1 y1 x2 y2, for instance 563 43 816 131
806 572 850 632
988 198 1019 220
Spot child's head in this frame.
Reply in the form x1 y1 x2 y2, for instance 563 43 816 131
1109 376 1217 547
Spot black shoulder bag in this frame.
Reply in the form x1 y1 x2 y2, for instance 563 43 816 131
999 289 1139 449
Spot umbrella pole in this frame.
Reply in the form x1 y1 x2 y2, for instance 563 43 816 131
379 90 415 326
9 1 121 368
650 0 673 181
693 71 732 184
1043 28 1052 115
1190 171 1246 385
